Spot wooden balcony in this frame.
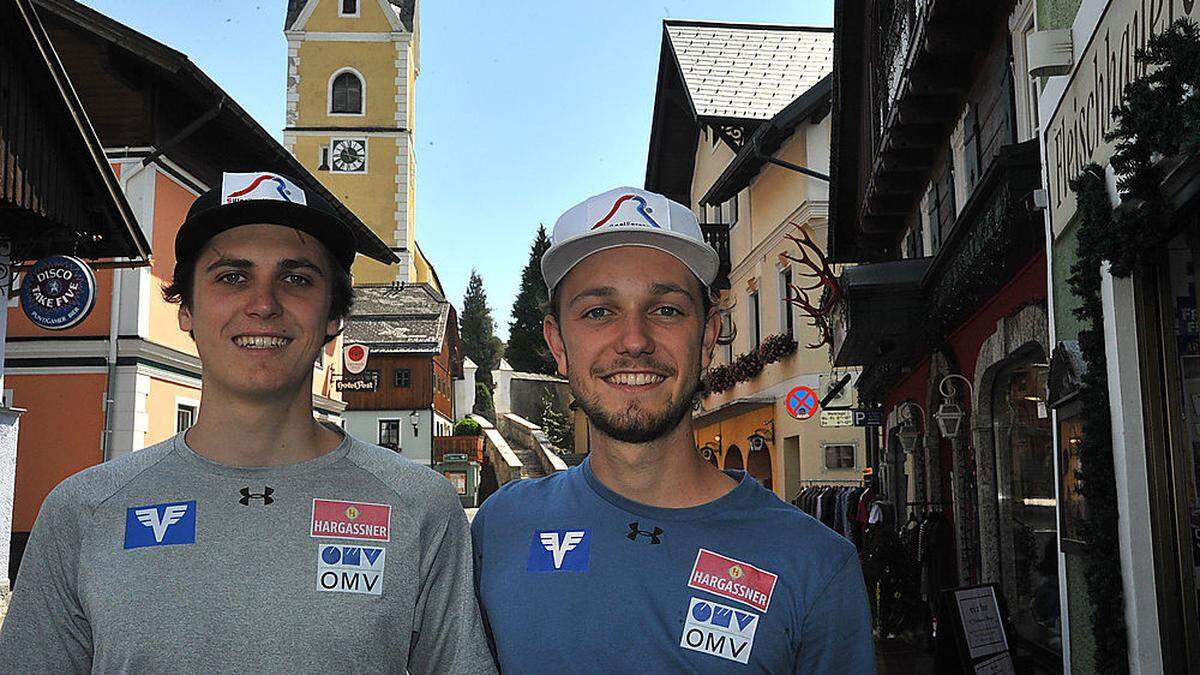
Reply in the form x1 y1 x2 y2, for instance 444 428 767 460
701 224 731 289
433 435 484 464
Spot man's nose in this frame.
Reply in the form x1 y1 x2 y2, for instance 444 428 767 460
615 312 655 357
245 281 282 319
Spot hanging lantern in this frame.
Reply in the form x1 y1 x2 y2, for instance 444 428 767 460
897 421 920 454
934 400 965 438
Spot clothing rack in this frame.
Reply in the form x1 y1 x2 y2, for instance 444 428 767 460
799 479 861 485
905 501 948 506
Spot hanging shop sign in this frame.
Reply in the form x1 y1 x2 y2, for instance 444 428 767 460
785 385 820 420
336 370 379 392
1044 0 1199 236
344 343 370 374
819 409 854 427
20 255 97 330
853 409 884 427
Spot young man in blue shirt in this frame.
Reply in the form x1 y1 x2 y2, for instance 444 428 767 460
471 187 875 673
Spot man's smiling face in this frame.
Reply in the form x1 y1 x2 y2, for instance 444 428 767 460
178 223 339 400
544 247 719 444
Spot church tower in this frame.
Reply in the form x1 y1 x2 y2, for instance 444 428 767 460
284 0 437 287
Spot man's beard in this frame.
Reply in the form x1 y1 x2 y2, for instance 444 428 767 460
568 358 700 444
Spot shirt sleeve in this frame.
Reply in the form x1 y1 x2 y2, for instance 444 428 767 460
407 484 498 675
795 550 876 675
0 481 92 673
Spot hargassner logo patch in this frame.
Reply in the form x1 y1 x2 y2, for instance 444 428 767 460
311 499 391 542
680 597 760 664
688 549 778 613
124 500 196 549
590 193 663 230
316 545 386 596
527 529 590 572
220 172 306 205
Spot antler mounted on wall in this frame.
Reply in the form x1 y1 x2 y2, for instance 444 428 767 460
782 222 844 349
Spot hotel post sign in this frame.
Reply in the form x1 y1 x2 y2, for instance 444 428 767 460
1045 0 1198 236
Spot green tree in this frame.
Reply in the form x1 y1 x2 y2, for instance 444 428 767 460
539 389 574 452
460 269 503 388
506 225 556 374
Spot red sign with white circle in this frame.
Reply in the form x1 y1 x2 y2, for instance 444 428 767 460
344 343 369 374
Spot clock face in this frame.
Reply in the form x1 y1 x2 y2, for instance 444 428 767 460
331 138 366 172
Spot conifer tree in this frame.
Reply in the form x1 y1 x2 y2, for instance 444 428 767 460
539 389 574 452
460 269 503 389
506 225 556 374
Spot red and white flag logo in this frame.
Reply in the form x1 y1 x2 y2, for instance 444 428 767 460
688 549 778 613
311 499 391 542
344 343 369 374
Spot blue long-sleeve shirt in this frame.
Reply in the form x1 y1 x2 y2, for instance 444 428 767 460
472 459 876 673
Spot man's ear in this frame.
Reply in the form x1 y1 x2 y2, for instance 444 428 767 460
700 305 721 371
178 303 193 334
543 315 569 377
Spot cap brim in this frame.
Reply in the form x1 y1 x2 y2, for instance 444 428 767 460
541 228 720 292
177 200 357 271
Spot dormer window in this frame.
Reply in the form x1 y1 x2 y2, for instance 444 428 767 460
340 0 359 17
329 69 363 114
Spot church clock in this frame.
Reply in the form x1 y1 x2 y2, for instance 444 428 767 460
330 137 366 173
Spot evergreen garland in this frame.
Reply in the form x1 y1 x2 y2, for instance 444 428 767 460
1067 165 1128 674
1061 18 1200 673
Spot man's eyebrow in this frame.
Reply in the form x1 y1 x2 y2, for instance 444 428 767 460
279 258 326 277
568 286 616 306
204 256 252 274
650 282 698 304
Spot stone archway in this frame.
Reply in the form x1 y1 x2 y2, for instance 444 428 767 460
724 444 744 470
970 303 1050 586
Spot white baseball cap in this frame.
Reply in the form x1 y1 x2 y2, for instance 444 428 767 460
540 187 720 293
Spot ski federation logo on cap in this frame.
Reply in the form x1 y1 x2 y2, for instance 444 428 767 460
220 172 307 206
589 193 664 230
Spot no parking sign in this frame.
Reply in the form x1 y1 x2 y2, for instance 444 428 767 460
785 386 820 420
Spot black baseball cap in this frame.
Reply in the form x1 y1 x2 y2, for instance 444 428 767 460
176 171 357 271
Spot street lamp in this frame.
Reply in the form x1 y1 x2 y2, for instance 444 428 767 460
409 410 420 437
934 374 973 438
896 401 925 454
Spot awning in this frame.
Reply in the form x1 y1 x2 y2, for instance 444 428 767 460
831 258 930 367
693 396 774 425
2 0 150 263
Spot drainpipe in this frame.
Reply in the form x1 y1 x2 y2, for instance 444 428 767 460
102 151 152 461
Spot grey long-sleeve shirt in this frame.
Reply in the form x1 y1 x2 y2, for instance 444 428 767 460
0 432 496 674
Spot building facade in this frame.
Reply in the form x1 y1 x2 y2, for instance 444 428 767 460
283 0 440 286
340 284 461 466
644 20 863 501
830 0 1057 670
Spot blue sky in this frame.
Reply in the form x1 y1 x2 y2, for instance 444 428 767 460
77 0 832 339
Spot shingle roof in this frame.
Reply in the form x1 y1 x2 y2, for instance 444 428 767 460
664 20 833 120
344 283 448 353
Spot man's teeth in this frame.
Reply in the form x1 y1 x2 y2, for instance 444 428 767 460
234 336 291 349
607 372 665 386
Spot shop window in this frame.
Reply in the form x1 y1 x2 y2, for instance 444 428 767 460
823 444 855 469
176 404 196 433
991 354 1059 659
395 368 411 388
378 419 400 452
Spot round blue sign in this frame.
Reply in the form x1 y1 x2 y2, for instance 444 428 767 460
20 255 97 330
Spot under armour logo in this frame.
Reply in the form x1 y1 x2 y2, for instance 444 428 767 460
239 486 274 505
627 522 663 544
136 504 189 542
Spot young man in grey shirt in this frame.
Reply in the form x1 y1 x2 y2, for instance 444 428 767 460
0 172 496 673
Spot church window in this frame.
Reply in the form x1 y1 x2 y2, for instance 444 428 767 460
330 70 363 114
